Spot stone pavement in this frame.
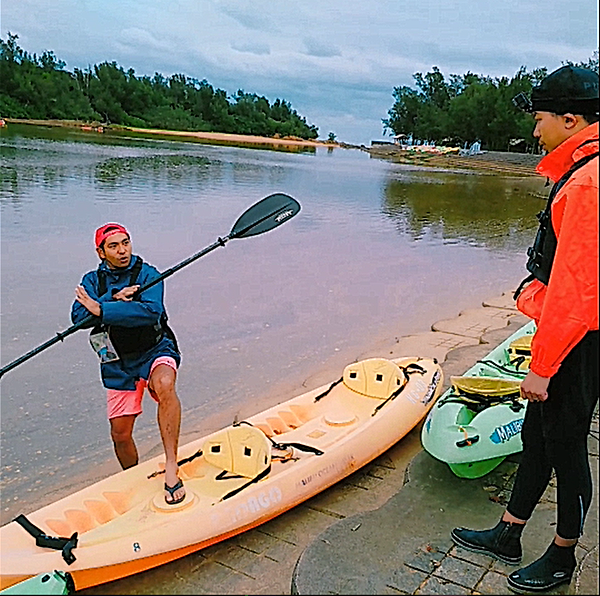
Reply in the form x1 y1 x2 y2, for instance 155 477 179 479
79 292 598 595
292 424 598 596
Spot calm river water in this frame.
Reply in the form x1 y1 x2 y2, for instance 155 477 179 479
0 124 545 528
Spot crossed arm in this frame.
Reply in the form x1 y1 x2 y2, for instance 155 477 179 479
75 284 140 317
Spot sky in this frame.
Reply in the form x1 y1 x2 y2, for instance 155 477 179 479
1 0 598 146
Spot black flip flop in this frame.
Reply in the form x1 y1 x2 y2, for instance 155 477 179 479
164 479 185 505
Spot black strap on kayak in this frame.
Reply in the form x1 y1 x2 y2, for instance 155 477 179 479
269 440 324 455
438 390 525 414
478 359 528 377
456 433 480 448
218 464 272 501
313 377 343 402
371 362 427 416
147 448 204 479
235 420 324 456
13 514 78 565
509 355 528 370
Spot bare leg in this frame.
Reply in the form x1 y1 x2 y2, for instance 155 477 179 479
502 511 527 525
554 535 578 547
109 415 138 470
503 513 577 546
148 364 185 503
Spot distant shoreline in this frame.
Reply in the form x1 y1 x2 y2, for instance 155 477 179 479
2 118 339 149
2 118 542 175
365 143 542 176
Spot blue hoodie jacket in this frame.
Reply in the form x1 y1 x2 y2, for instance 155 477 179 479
71 255 180 390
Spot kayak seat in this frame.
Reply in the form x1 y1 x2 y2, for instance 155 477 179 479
507 334 533 370
342 358 405 399
203 425 271 479
450 376 522 398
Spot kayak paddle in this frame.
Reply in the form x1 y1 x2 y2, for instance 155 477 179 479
0 193 301 380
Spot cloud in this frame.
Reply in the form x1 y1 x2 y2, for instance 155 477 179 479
231 41 271 56
2 0 598 145
215 1 276 32
117 28 171 53
302 37 342 58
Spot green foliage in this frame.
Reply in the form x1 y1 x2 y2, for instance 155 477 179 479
383 54 596 152
0 34 319 140
0 33 99 121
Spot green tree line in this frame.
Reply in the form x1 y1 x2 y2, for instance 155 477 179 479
0 33 319 140
383 52 598 152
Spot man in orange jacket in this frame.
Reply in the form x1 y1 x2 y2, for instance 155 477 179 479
451 65 599 594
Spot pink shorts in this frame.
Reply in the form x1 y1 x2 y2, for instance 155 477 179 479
106 356 178 420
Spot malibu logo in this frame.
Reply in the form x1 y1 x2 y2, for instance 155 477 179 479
275 209 294 222
490 418 524 444
231 486 283 523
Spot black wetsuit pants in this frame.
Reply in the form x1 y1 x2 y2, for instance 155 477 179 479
506 330 599 540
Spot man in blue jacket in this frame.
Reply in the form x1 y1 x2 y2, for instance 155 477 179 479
72 223 186 505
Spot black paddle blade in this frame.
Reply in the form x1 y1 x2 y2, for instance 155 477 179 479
230 193 300 239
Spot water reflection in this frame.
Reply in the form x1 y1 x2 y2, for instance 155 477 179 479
94 154 212 187
383 173 545 250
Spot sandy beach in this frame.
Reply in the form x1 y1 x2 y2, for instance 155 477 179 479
2 118 337 149
3 118 542 176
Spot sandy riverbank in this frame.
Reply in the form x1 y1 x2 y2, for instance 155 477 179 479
2 118 338 149
364 143 543 177
124 126 338 148
3 118 543 174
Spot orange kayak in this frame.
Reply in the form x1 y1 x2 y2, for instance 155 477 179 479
0 356 442 592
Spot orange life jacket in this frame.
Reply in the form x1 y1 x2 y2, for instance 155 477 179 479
516 122 599 377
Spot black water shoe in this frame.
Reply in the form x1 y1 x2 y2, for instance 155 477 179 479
507 542 576 594
451 520 524 565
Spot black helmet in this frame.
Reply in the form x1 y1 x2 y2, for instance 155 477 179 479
513 65 599 116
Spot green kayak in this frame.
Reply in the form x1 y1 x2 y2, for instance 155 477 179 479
0 571 73 595
421 320 535 478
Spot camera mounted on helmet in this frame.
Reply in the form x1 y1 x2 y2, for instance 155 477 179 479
512 92 533 112
512 65 599 116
